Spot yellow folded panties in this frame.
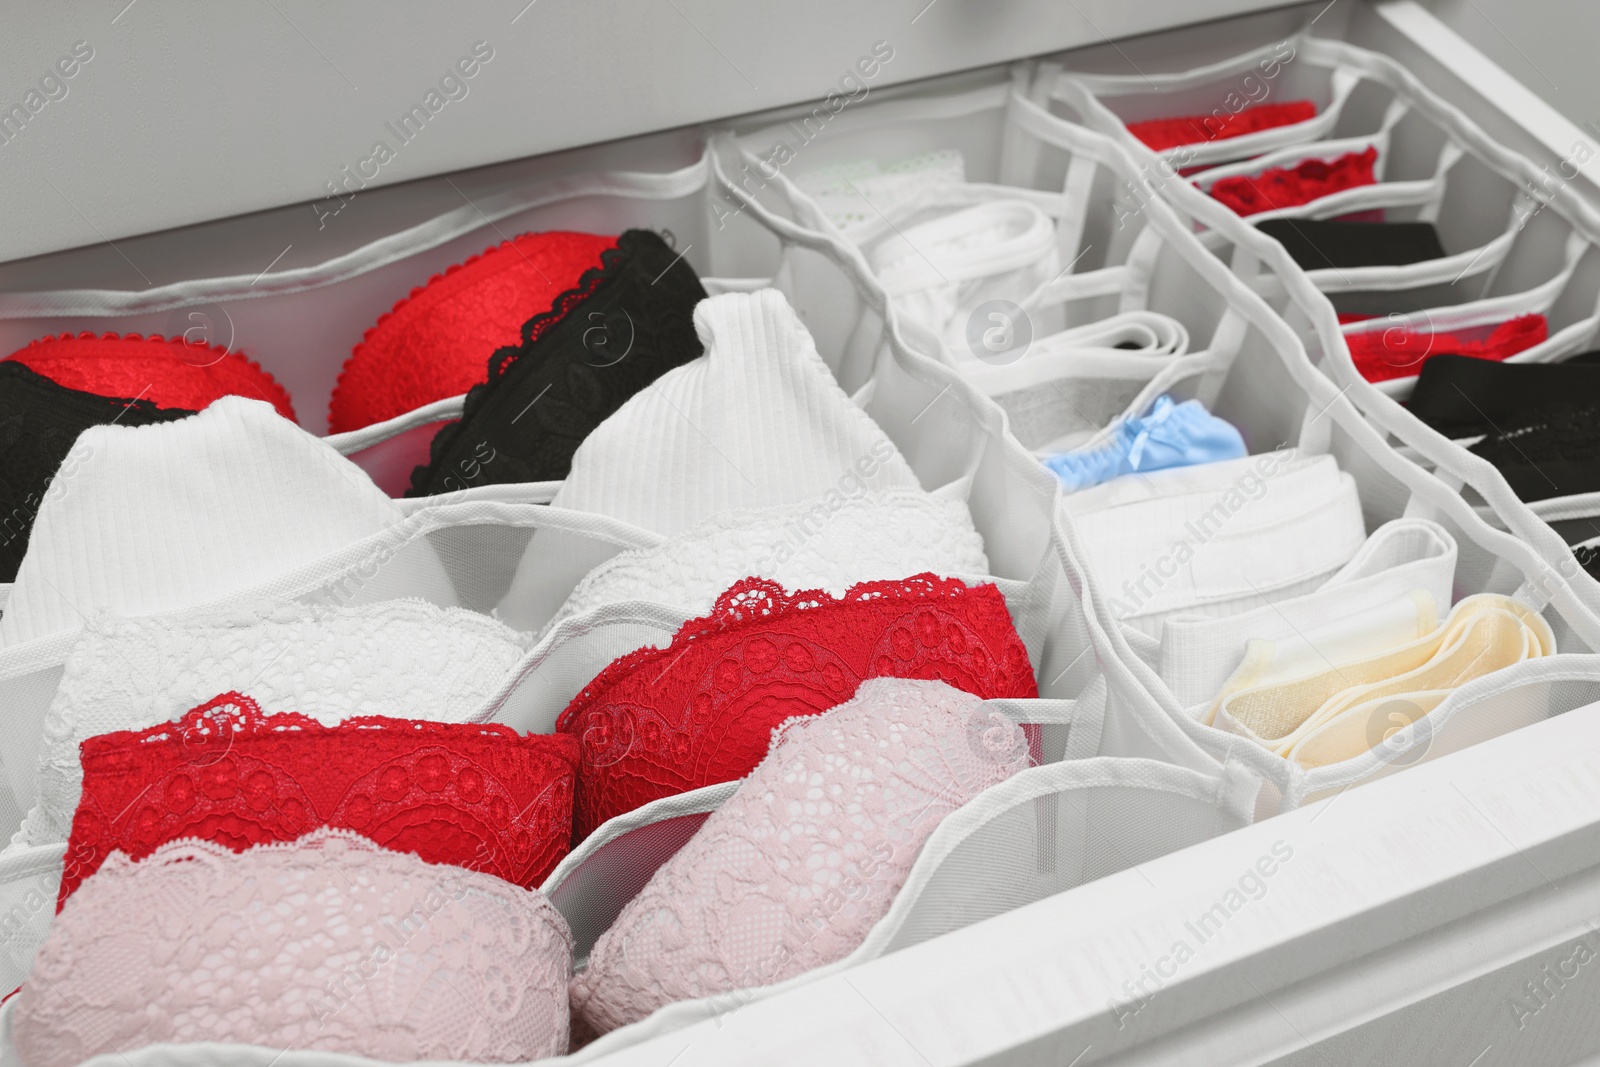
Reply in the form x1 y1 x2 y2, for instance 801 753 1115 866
1210 594 1555 767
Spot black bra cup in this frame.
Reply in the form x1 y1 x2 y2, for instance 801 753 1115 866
408 229 707 497
0 361 195 582
1254 218 1447 271
1408 354 1600 439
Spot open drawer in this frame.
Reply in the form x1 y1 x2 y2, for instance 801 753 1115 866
0 3 1597 1067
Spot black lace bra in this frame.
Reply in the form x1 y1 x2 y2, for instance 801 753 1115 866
0 361 194 581
1408 352 1600 439
407 229 707 496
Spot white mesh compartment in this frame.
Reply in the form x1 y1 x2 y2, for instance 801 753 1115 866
1042 34 1600 642
708 75 1600 822
1043 36 1600 398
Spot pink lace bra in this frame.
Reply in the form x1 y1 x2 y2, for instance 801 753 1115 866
556 574 1037 840
570 678 1030 1032
15 829 574 1065
60 693 580 903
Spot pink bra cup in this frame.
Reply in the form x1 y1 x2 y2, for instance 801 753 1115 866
14 829 574 1065
569 677 1030 1032
60 693 580 904
556 574 1039 841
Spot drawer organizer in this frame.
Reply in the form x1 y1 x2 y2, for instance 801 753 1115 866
1 2 1599 1065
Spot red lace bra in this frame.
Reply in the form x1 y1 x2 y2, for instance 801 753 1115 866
1208 147 1378 216
7 332 296 422
328 231 617 433
1127 100 1317 153
556 574 1038 840
1348 313 1547 382
61 693 580 904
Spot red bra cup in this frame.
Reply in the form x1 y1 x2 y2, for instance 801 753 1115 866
61 693 580 905
1209 147 1378 216
1128 100 1318 153
1348 313 1547 383
328 231 618 434
556 574 1038 840
8 333 296 422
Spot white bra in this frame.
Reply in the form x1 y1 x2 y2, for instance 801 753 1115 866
543 488 989 634
550 289 924 536
1066 449 1367 638
10 596 533 853
1 396 439 649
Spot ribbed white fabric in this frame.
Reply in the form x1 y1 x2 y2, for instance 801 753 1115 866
12 596 533 853
2 397 409 648
1159 518 1458 709
1066 450 1366 638
551 289 922 535
541 489 989 634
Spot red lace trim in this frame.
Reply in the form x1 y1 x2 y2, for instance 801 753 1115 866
556 574 1037 840
1128 101 1317 153
8 332 296 422
1347 313 1548 382
328 231 616 434
61 693 579 905
1208 147 1378 216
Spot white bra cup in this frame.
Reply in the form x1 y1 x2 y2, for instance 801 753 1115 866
13 596 532 852
2 397 423 648
544 489 990 633
550 289 922 536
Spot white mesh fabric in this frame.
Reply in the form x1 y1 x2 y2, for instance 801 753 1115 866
13 596 533 853
735 85 1600 807
793 147 967 232
1046 47 1600 636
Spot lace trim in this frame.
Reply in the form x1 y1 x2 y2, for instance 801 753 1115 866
62 692 579 902
406 228 705 496
1348 313 1547 382
9 331 295 422
557 574 1037 839
17 827 572 1065
1209 147 1378 216
1127 100 1317 152
1472 405 1600 462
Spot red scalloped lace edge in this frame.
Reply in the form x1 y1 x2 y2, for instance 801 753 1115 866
86 691 534 754
11 331 295 420
1348 313 1548 382
330 232 618 430
556 573 1000 731
1128 101 1318 152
